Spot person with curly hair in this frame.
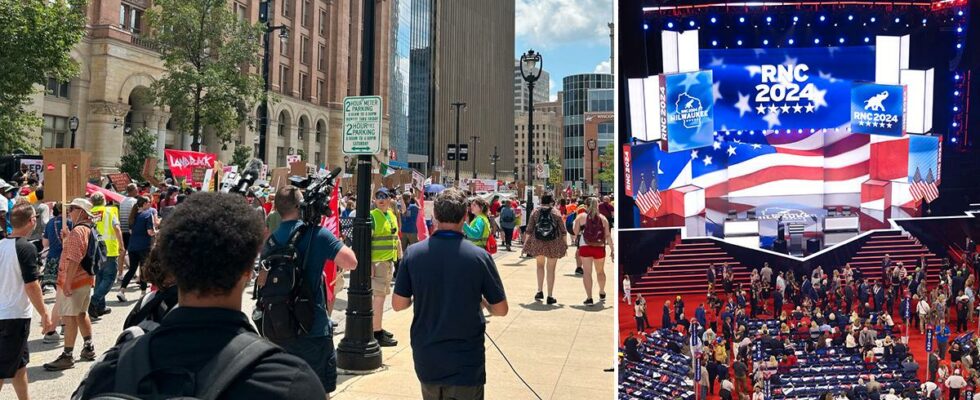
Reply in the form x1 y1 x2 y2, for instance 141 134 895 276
73 192 328 399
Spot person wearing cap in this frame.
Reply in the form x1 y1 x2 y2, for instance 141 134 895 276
0 181 18 237
370 188 401 347
43 198 98 371
88 192 125 319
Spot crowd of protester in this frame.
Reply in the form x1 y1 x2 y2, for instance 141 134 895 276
621 247 980 400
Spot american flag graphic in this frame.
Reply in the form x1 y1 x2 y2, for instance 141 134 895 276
634 173 662 215
909 167 940 203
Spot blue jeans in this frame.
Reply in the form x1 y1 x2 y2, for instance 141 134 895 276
91 256 118 311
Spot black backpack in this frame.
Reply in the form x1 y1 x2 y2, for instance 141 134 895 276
78 222 108 276
254 224 318 342
90 325 278 400
534 207 559 241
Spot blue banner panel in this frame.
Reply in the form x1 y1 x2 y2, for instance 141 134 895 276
851 83 906 136
664 70 715 152
908 134 941 184
699 46 875 131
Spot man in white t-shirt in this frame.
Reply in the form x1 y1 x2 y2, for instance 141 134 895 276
0 202 53 398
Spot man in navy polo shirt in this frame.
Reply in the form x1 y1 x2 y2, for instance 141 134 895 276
392 188 507 400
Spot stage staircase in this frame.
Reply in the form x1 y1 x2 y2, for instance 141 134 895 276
630 237 747 296
840 230 943 286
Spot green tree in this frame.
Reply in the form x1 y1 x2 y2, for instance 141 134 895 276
0 0 86 154
117 128 158 181
547 158 562 189
231 144 252 171
146 0 265 152
597 144 614 192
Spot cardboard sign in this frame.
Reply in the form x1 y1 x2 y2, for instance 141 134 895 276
42 148 90 202
289 161 307 177
270 168 290 190
142 157 157 181
191 168 206 184
107 173 132 193
88 168 103 184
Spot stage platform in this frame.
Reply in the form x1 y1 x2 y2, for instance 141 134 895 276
636 193 919 257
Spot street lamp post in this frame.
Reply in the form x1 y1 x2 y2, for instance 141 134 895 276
337 0 382 373
470 135 480 179
258 0 289 163
450 102 466 186
489 145 499 180
68 116 79 148
519 49 543 212
587 138 597 195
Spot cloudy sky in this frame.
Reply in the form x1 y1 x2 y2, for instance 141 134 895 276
515 0 614 101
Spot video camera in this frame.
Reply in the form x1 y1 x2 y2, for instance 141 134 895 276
290 166 342 226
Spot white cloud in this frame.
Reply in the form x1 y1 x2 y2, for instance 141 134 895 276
550 91 558 101
516 0 613 48
594 60 611 74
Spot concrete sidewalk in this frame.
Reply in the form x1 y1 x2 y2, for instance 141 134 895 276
331 246 616 400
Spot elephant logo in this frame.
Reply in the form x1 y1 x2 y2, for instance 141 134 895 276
864 91 890 112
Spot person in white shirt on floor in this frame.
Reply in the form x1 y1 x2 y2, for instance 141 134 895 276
622 276 631 304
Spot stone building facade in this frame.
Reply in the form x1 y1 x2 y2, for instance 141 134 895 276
514 92 563 186
27 0 396 170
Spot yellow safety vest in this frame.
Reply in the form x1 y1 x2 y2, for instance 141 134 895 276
370 208 399 262
91 205 120 257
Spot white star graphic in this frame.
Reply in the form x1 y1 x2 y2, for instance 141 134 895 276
782 54 799 68
712 141 722 150
763 110 782 129
805 103 816 113
734 92 752 117
886 123 893 129
712 82 723 102
756 104 767 114
745 65 762 78
703 155 713 166
818 71 839 83
872 121 879 128
780 104 791 113
727 145 737 156
709 57 725 67
768 105 779 114
679 72 701 91
751 143 763 149
792 103 803 113
857 120 865 126
691 150 699 159
810 88 828 110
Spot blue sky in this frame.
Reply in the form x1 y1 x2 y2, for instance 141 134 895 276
515 0 614 101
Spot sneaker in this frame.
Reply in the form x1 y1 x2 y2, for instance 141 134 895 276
380 329 395 339
599 293 606 300
87 307 101 321
584 298 595 306
374 332 398 347
79 346 96 362
42 332 60 344
575 267 584 275
43 353 75 371
534 291 544 301
547 297 557 305
99 308 112 316
117 293 127 303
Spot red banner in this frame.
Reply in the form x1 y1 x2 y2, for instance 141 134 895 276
164 149 216 186
623 144 633 197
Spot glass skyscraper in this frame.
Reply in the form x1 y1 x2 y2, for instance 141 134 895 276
407 0 435 171
563 73 613 184
388 0 411 168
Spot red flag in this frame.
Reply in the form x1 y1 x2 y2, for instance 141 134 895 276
322 175 341 302
416 189 429 241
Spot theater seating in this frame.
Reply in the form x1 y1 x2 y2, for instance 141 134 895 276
619 329 696 400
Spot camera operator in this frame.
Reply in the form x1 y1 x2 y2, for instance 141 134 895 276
264 185 357 394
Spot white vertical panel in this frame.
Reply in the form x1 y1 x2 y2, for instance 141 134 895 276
628 78 648 140
900 35 910 70
662 30 679 74
924 68 934 133
901 69 925 134
876 36 901 85
644 75 664 141
677 30 701 73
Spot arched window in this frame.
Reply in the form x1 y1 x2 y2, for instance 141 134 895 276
298 116 308 141
277 111 289 137
316 120 325 143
